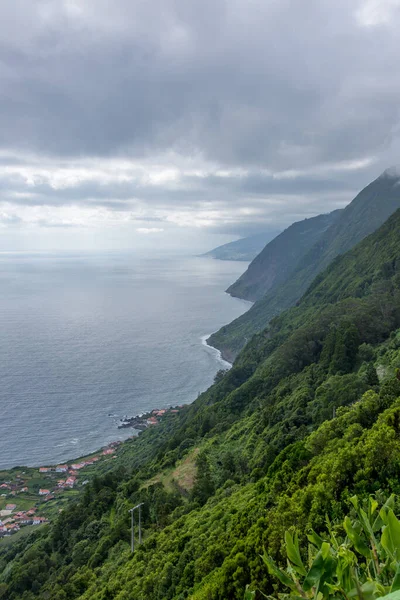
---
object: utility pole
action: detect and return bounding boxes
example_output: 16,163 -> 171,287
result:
129,503 -> 144,552
138,503 -> 142,544
130,507 -> 134,552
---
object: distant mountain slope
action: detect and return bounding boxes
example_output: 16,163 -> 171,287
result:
209,168 -> 400,360
203,230 -> 281,261
227,210 -> 341,301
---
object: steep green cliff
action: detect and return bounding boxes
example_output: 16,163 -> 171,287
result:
209,169 -> 400,359
227,210 -> 341,302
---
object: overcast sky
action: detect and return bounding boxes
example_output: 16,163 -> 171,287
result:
1,0 -> 400,252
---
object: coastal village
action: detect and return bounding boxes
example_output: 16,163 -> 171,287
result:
117,406 -> 181,429
0,405 -> 183,540
0,442 -> 120,539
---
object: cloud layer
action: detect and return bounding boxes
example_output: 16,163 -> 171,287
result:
1,0 -> 400,249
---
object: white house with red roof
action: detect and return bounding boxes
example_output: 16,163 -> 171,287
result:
56,465 -> 68,473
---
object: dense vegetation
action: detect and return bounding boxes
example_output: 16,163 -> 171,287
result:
210,169 -> 400,359
261,495 -> 400,599
227,210 -> 341,302
3,206 -> 400,599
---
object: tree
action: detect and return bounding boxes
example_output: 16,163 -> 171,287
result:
257,495 -> 400,600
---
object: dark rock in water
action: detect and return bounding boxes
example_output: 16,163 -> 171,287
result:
117,414 -> 149,430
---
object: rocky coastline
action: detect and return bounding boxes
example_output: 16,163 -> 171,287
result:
116,406 -> 181,430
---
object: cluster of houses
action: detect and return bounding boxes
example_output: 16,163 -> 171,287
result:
0,442 -> 123,538
39,456 -> 100,476
147,407 -> 180,426
0,507 -> 48,537
0,481 -> 29,497
36,443 -> 122,498
35,444 -> 121,497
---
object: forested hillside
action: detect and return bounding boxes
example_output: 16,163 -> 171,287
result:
209,169 -> 400,359
3,208 -> 400,599
226,210 -> 341,302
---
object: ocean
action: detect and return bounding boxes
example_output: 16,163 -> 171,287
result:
0,252 -> 250,469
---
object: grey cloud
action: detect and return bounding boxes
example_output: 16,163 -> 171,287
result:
0,169 -> 356,210
35,219 -> 81,228
0,212 -> 23,225
0,0 -> 399,171
0,0 -> 400,240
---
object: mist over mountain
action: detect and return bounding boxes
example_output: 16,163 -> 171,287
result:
202,230 -> 281,262
209,169 -> 400,360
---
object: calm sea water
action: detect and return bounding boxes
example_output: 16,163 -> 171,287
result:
0,253 -> 250,469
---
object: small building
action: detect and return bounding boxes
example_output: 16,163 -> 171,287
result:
56,465 -> 68,473
20,487 -> 29,493
109,441 -> 121,448
102,448 -> 115,455
39,489 -> 50,496
5,504 -> 16,511
39,467 -> 50,473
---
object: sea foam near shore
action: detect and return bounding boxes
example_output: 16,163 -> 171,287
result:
201,334 -> 232,369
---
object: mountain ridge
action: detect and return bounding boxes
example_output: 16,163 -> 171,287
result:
209,169 -> 400,360
227,210 -> 342,302
202,230 -> 281,261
